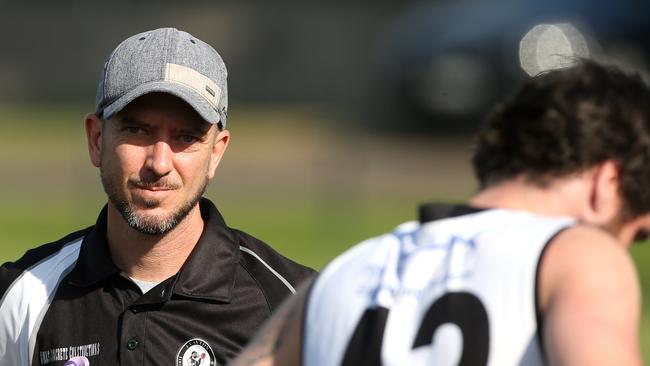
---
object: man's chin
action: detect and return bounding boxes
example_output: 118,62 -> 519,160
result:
120,199 -> 200,236
141,201 -> 163,210
126,211 -> 178,236
129,206 -> 172,222
106,185 -> 205,236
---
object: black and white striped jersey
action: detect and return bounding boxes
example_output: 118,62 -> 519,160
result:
0,198 -> 314,366
304,204 -> 573,366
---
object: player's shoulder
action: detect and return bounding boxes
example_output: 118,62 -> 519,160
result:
538,224 -> 639,311
0,227 -> 90,300
546,225 -> 633,266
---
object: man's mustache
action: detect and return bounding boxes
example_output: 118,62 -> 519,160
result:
129,179 -> 182,190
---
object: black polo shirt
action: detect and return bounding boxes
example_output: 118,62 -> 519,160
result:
0,198 -> 315,366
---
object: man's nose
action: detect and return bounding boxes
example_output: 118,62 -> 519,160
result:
145,140 -> 173,176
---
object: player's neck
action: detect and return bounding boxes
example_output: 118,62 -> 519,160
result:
105,204 -> 204,282
469,176 -> 589,218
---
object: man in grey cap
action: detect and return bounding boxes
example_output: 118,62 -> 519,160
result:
0,28 -> 314,366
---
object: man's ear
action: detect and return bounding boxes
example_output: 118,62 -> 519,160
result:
588,160 -> 622,224
207,129 -> 230,180
85,113 -> 103,168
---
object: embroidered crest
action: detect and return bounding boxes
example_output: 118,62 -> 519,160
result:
176,338 -> 216,366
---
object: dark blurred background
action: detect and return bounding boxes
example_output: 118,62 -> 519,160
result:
2,0 -> 649,134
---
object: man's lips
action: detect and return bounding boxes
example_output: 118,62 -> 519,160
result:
136,186 -> 173,192
130,185 -> 174,203
130,181 -> 180,193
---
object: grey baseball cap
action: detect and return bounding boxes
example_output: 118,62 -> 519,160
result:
95,27 -> 228,127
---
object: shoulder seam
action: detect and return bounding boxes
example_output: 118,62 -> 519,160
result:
239,246 -> 296,294
239,263 -> 273,312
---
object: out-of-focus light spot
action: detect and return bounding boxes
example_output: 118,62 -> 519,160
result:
519,23 -> 589,76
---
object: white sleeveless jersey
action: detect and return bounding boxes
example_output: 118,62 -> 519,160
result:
304,205 -> 574,366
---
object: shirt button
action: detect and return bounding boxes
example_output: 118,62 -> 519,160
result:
126,338 -> 139,350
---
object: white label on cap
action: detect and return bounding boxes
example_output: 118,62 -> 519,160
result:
164,63 -> 221,109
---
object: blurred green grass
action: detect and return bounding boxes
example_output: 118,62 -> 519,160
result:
2,104 -> 650,360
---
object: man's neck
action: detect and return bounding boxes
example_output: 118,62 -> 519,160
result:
105,204 -> 205,282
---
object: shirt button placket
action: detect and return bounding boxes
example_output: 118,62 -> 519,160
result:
127,338 -> 140,350
120,308 -> 146,364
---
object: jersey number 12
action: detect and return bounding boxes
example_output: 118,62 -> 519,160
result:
341,292 -> 489,365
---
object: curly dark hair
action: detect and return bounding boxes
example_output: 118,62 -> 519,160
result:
472,60 -> 650,217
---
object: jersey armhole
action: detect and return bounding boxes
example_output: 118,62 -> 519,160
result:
534,225 -> 572,363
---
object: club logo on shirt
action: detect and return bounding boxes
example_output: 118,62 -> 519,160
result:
176,338 -> 216,366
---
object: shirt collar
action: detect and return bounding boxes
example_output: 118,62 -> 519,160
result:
67,206 -> 119,287
68,198 -> 240,303
172,198 -> 239,302
418,203 -> 487,223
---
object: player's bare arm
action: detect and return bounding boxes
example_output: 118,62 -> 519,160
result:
539,226 -> 642,366
230,279 -> 313,366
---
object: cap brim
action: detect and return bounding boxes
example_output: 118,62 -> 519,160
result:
102,81 -> 223,125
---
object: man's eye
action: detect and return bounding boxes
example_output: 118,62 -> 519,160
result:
123,126 -> 145,134
178,135 -> 199,144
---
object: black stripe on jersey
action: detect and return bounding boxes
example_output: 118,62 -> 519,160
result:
0,227 -> 91,301
340,306 -> 390,366
534,226 -> 572,363
419,203 -> 486,223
